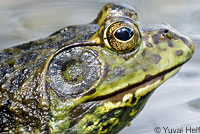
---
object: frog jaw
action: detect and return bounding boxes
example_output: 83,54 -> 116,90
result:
92,65 -> 182,103
75,67 -> 181,134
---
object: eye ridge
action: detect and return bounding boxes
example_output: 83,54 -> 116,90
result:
114,27 -> 134,41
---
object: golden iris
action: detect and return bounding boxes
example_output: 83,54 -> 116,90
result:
104,20 -> 141,53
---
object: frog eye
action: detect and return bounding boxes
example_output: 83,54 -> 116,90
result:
104,20 -> 141,53
114,27 -> 134,41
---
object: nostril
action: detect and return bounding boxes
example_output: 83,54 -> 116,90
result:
164,29 -> 169,34
161,29 -> 172,38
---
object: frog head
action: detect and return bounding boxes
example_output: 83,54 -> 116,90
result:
47,3 -> 194,134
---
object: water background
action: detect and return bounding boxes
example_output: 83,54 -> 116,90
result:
0,0 -> 199,134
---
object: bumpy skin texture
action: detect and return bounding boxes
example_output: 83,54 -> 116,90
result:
0,3 -> 194,134
0,24 -> 100,133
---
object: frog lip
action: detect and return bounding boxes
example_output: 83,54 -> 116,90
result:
88,62 -> 185,102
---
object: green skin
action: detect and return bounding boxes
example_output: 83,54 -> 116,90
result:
0,3 -> 194,134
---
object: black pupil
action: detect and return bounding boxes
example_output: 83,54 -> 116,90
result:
114,27 -> 133,41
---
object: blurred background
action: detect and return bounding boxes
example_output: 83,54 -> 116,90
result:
0,0 -> 199,134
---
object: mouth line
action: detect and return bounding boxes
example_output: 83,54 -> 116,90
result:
89,62 -> 185,102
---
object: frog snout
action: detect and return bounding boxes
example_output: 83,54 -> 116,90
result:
176,31 -> 194,55
163,23 -> 194,54
181,35 -> 194,54
176,33 -> 194,59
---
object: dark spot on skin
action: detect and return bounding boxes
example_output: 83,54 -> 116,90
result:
173,33 -> 179,40
141,49 -> 146,56
176,50 -> 184,56
131,97 -> 136,104
168,40 -> 174,47
152,33 -> 161,44
101,123 -> 112,131
180,36 -> 192,49
141,66 -> 147,72
150,54 -> 161,64
145,41 -> 153,47
86,121 -> 94,127
102,64 -> 110,78
93,128 -> 99,133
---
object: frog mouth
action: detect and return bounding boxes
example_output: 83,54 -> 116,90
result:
89,63 -> 184,102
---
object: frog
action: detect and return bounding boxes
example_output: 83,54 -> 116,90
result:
0,3 -> 194,134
